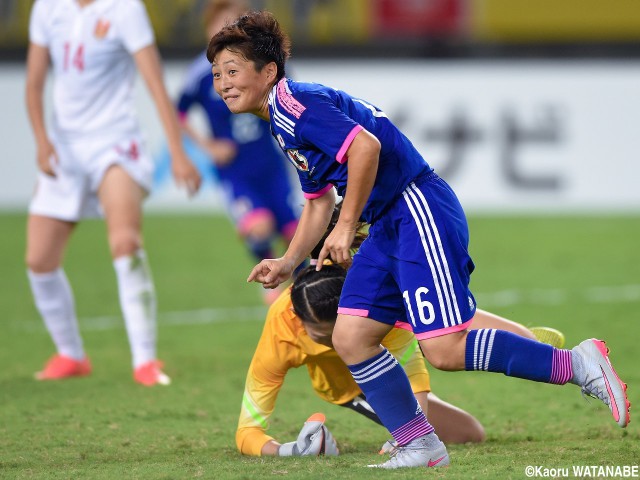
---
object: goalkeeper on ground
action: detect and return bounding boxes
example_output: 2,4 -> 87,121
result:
236,210 -> 563,456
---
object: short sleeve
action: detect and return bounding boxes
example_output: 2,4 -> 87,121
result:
29,0 -> 50,47
297,92 -> 362,164
176,87 -> 197,117
117,0 -> 155,53
301,183 -> 334,200
176,66 -> 203,116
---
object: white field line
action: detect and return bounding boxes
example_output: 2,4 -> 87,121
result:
13,284 -> 640,332
15,306 -> 269,332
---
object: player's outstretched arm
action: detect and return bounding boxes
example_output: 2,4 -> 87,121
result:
25,42 -> 57,177
317,129 -> 379,267
134,45 -> 202,195
278,413 -> 339,457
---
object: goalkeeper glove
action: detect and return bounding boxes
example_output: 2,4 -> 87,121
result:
278,413 -> 339,457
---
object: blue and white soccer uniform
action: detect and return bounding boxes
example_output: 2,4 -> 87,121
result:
177,54 -> 299,237
268,78 -> 477,339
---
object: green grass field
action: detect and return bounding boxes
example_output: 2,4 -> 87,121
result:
1,213 -> 639,479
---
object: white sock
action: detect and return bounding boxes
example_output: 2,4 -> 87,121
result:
114,250 -> 157,369
27,268 -> 85,360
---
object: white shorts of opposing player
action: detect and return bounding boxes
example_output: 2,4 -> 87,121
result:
29,132 -> 154,221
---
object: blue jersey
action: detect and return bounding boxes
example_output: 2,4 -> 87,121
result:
268,78 -> 432,223
177,53 -> 290,183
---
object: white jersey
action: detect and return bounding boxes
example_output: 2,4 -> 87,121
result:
29,0 -> 154,142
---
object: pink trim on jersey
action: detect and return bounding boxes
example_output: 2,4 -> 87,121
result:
281,219 -> 298,242
178,111 -> 188,124
413,318 -> 473,340
277,79 -> 306,119
238,208 -> 274,236
336,125 -> 364,164
304,184 -> 333,200
337,307 -> 370,317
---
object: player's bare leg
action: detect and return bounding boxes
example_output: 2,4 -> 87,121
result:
425,393 -> 485,444
26,215 -> 91,379
332,315 -> 449,468
331,314 -> 390,365
471,309 -> 535,340
99,165 -> 168,386
472,309 -> 566,347
26,215 -> 75,274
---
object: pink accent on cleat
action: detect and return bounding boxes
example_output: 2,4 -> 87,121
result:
576,339 -> 630,427
134,360 -> 171,386
428,455 -> 448,467
592,340 -> 631,427
35,354 -> 92,380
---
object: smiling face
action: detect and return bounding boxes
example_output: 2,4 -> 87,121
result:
211,48 -> 276,119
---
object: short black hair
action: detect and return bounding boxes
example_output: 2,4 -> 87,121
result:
207,10 -> 290,81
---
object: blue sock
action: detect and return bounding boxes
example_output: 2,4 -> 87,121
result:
246,236 -> 274,261
465,329 -> 572,384
348,348 -> 434,445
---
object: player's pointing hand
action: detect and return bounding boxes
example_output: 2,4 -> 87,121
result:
247,257 -> 296,289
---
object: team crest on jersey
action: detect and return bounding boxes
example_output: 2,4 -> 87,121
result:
94,19 -> 111,39
286,149 -> 309,171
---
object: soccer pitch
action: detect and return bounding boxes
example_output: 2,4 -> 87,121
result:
1,213 -> 638,479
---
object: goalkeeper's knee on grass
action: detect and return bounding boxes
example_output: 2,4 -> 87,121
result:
278,413 -> 339,456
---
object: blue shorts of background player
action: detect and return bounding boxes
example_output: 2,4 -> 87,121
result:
220,164 -> 299,273
339,171 -> 477,339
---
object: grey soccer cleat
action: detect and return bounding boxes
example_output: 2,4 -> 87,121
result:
368,434 -> 449,469
572,338 -> 630,428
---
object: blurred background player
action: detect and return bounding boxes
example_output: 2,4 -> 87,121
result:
175,0 -> 300,304
25,0 -> 201,386
236,208 -> 565,457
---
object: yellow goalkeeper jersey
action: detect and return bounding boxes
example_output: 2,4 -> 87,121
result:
236,287 -> 430,456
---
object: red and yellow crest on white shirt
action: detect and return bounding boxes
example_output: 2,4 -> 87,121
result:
94,19 -> 111,39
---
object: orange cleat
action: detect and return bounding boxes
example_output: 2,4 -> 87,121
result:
35,354 -> 92,380
133,360 -> 171,386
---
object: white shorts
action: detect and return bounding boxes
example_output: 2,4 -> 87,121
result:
29,133 -> 154,221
